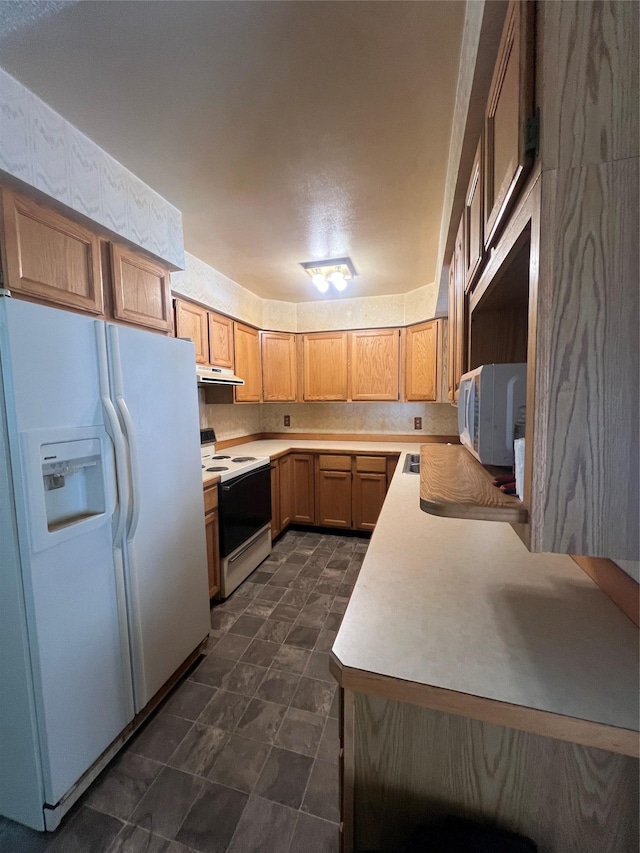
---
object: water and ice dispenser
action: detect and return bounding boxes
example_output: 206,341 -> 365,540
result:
22,427 -> 113,552
41,438 -> 105,532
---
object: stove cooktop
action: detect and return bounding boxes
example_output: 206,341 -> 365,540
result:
201,448 -> 270,483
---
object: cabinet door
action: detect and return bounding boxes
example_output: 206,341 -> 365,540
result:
270,460 -> 280,539
279,454 -> 292,531
290,454 -> 315,524
353,472 -> 387,531
318,469 -> 352,528
405,320 -> 442,402
302,332 -> 348,401
208,311 -> 234,369
233,322 -> 262,402
447,216 -> 466,402
175,299 -> 209,364
262,332 -> 297,402
350,329 -> 400,401
111,243 -> 172,332
1,186 -> 103,314
204,503 -> 221,600
484,0 -> 534,248
464,137 -> 484,290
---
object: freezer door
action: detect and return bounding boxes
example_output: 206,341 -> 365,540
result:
107,323 -> 210,711
0,299 -> 134,807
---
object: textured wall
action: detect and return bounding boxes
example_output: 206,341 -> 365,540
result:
0,68 -> 184,267
174,252 -> 442,332
200,396 -> 458,441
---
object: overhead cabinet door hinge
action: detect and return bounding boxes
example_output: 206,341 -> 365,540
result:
524,108 -> 540,157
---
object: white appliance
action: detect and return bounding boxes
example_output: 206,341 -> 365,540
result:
0,297 -> 211,831
458,363 -> 527,466
200,435 -> 272,597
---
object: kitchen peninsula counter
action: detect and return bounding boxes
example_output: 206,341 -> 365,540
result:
213,438 -> 638,755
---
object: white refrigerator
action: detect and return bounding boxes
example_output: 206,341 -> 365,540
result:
0,297 -> 211,831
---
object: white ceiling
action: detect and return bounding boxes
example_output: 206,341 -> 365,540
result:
0,1 -> 465,302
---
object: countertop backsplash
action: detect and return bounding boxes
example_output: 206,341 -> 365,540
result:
200,394 -> 458,442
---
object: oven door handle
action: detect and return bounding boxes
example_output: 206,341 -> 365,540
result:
221,465 -> 275,490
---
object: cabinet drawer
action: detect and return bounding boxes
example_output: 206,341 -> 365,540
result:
319,455 -> 352,471
203,485 -> 218,513
355,456 -> 386,474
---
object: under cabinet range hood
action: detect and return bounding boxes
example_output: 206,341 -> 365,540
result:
196,365 -> 245,386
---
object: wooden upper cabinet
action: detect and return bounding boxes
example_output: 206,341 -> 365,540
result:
405,320 -> 442,402
233,322 -> 262,402
261,332 -> 297,402
447,216 -> 466,403
208,311 -> 234,369
350,329 -> 400,401
0,186 -> 103,314
111,243 -> 172,332
175,298 -> 209,364
484,0 -> 534,249
302,332 -> 348,401
464,137 -> 484,290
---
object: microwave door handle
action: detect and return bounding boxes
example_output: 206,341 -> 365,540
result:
466,380 -> 474,434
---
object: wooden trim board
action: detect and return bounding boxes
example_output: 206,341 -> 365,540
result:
572,556 -> 640,628
329,655 -> 639,758
263,432 -> 459,444
420,443 -> 528,523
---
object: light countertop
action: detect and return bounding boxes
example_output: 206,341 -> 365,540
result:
204,438 -> 639,744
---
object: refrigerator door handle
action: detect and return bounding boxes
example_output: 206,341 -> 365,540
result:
108,325 -> 142,542
95,323 -> 129,546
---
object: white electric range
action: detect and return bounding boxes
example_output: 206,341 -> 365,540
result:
200,429 -> 272,597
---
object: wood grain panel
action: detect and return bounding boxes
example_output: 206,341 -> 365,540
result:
279,454 -> 292,530
540,158 -> 639,559
572,556 -> 640,628
318,469 -> 352,528
203,484 -> 218,513
349,329 -> 400,401
204,506 -> 220,599
464,136 -> 484,290
261,331 -> 297,402
175,298 -> 208,364
302,332 -> 349,401
233,322 -> 262,403
405,320 -> 441,402
208,311 -> 234,368
270,459 -> 280,539
290,453 -> 315,523
484,0 -> 534,248
353,473 -> 386,531
470,306 -> 528,367
420,443 -> 528,523
351,693 -> 639,853
354,456 -> 386,474
330,657 -> 639,758
319,455 -> 352,472
540,0 -> 639,171
1,187 -> 103,314
111,243 -> 172,332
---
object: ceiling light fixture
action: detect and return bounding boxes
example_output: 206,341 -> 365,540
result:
301,257 -> 357,294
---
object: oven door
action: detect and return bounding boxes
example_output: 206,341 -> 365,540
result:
218,464 -> 272,558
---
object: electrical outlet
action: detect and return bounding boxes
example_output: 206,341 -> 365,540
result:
414,417 -> 422,430
284,415 -> 291,427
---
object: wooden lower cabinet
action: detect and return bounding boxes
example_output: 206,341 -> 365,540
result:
291,454 -> 315,524
270,459 -> 280,539
339,689 -> 638,853
353,472 -> 386,531
203,484 -> 220,599
318,469 -> 352,528
279,454 -> 293,531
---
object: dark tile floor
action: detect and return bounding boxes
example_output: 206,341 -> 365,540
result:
0,529 -> 368,853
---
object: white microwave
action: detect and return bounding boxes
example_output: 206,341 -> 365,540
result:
458,363 -> 527,466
